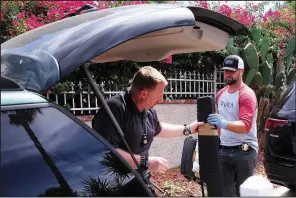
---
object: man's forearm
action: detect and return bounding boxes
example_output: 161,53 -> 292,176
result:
156,122 -> 184,138
115,148 -> 140,169
226,120 -> 248,134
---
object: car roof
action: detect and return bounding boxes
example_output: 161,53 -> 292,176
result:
1,4 -> 248,94
1,90 -> 48,106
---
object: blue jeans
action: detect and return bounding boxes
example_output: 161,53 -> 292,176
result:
220,147 -> 257,197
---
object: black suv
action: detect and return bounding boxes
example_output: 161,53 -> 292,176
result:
264,81 -> 296,191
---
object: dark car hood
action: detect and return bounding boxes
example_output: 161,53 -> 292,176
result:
1,4 -> 248,94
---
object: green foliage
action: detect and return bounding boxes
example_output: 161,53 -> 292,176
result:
262,61 -> 272,85
284,36 -> 296,85
242,26 -> 295,90
285,1 -> 296,10
254,72 -> 263,87
52,82 -> 72,94
245,69 -> 257,86
251,26 -> 261,45
62,104 -> 72,111
260,37 -> 270,62
244,43 -> 259,71
226,38 -> 240,55
285,36 -> 295,58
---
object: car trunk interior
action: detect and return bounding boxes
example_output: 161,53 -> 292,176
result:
91,21 -> 229,63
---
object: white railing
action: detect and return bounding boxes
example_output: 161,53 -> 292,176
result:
46,68 -> 225,115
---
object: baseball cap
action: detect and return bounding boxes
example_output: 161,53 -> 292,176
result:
221,55 -> 244,71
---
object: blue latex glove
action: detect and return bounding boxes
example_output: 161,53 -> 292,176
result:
207,114 -> 228,129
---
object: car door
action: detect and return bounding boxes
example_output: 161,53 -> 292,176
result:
1,102 -> 154,197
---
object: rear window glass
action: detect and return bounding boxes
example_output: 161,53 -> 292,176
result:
1,106 -> 151,197
278,82 -> 295,110
277,82 -> 295,120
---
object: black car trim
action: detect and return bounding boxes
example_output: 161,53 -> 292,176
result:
1,101 -> 154,197
0,76 -> 23,90
264,162 -> 296,186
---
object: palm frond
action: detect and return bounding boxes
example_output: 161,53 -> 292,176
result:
100,151 -> 131,180
83,176 -> 117,197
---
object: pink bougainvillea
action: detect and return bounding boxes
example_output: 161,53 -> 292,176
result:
217,4 -> 233,18
1,1 -> 148,36
162,56 -> 173,64
195,1 -> 209,9
260,5 -> 295,53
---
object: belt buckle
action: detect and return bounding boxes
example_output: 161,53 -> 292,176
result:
241,144 -> 249,151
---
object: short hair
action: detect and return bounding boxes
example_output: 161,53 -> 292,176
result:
131,66 -> 168,91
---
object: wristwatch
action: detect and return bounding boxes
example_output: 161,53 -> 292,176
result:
183,124 -> 192,136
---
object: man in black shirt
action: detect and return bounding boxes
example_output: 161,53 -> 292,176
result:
93,66 -> 203,173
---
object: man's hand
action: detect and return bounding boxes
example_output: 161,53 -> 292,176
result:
189,121 -> 204,134
148,156 -> 169,173
207,114 -> 228,129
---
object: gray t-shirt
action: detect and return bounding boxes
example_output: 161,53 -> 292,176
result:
216,84 -> 258,153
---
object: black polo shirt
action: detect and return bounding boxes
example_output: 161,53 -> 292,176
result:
92,90 -> 162,156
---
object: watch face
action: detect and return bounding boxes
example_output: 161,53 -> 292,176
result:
183,125 -> 191,136
184,129 -> 190,136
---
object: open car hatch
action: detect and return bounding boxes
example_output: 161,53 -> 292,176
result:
1,4 -> 248,94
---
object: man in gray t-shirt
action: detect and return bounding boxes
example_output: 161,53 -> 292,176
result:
207,55 -> 258,197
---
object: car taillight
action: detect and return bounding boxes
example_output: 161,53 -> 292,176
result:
264,118 -> 289,132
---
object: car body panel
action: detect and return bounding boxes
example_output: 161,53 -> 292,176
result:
1,4 -> 248,94
1,90 -> 48,106
264,81 -> 296,188
264,162 -> 296,187
265,81 -> 296,161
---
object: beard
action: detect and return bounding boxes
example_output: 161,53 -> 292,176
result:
225,77 -> 237,85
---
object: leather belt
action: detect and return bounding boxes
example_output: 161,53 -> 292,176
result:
220,144 -> 250,151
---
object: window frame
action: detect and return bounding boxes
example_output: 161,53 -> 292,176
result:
1,101 -> 154,197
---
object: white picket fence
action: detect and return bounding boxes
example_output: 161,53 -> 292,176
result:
46,68 -> 225,115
